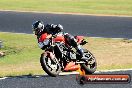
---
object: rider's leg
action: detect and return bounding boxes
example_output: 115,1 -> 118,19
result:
64,34 -> 84,59
75,45 -> 84,58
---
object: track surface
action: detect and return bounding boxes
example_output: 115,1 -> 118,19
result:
0,11 -> 132,88
0,11 -> 132,39
0,70 -> 132,88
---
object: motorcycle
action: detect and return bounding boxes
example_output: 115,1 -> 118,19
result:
40,33 -> 97,77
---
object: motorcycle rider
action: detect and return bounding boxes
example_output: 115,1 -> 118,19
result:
32,20 -> 84,59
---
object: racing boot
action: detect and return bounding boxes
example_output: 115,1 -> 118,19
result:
76,45 -> 84,60
76,45 -> 89,61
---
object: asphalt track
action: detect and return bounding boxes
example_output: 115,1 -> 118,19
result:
0,11 -> 132,39
0,70 -> 132,88
0,11 -> 132,88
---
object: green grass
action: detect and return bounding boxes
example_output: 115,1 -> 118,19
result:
0,0 -> 132,16
0,32 -> 132,77
0,32 -> 44,77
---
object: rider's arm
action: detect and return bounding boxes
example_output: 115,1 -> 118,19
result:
38,33 -> 51,49
39,33 -> 48,42
39,33 -> 52,42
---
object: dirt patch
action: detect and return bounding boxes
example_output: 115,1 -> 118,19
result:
84,38 -> 132,70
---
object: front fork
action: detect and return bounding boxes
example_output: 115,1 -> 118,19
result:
44,46 -> 57,64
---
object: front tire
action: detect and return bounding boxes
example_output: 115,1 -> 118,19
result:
81,49 -> 97,74
40,53 -> 61,77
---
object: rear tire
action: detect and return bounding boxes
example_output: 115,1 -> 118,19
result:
40,53 -> 61,77
81,49 -> 97,74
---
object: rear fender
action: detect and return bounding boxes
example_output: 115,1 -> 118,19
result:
75,36 -> 84,44
75,36 -> 88,45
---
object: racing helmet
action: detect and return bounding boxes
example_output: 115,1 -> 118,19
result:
32,21 -> 44,35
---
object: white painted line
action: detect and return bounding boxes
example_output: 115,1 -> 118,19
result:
35,75 -> 40,78
60,68 -> 132,75
89,36 -> 132,40
59,72 -> 79,75
0,68 -> 131,80
0,77 -> 8,80
0,31 -> 33,35
1,32 -> 132,40
59,68 -> 132,75
96,68 -> 132,73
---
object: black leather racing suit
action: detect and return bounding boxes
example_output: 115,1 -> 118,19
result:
38,24 -> 84,59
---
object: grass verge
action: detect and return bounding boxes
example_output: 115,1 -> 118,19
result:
0,32 -> 132,77
0,0 -> 132,16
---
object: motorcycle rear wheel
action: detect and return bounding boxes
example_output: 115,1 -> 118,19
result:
40,53 -> 61,77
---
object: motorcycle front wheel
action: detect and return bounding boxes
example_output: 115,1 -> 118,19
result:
81,49 -> 97,74
40,53 -> 61,77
